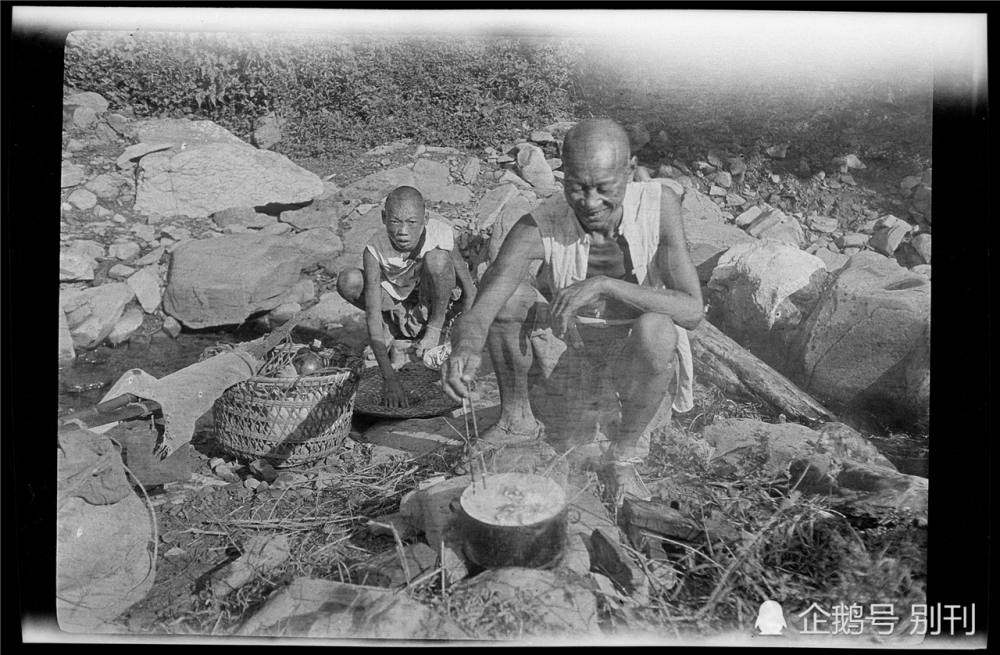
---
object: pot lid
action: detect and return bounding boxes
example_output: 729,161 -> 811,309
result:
460,472 -> 566,527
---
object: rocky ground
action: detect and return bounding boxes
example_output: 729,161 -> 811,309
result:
58,81 -> 931,642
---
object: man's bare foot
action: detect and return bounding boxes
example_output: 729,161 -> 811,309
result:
476,419 -> 544,445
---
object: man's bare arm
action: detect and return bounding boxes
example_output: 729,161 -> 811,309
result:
442,215 -> 544,400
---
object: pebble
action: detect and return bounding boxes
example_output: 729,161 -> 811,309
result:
770,174 -> 781,183
910,264 -> 931,279
836,233 -> 870,249
840,174 -> 857,186
109,242 -> 141,260
709,185 -> 727,197
161,226 -> 191,241
911,233 -> 931,265
713,171 -> 732,188
900,175 -> 923,191
735,206 -> 762,227
162,316 -> 182,338
725,193 -> 746,206
224,224 -> 248,234
530,130 -> 555,144
414,145 -> 427,157
808,216 -> 840,233
842,246 -> 862,256
831,157 -> 849,173
843,154 -> 866,169
68,188 -> 98,210
135,246 -> 166,266
828,180 -> 842,189
260,222 -> 293,236
108,263 -> 136,279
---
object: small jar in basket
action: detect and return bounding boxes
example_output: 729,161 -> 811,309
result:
210,340 -> 364,468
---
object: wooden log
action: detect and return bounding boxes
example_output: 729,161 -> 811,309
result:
689,320 -> 837,423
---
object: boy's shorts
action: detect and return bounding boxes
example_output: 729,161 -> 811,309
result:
381,284 -> 463,340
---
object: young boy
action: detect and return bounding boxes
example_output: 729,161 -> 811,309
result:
337,186 -> 476,408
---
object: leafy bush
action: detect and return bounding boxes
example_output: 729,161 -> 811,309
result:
64,31 -> 582,158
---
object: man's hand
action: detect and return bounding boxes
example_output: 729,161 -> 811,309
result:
441,345 -> 481,402
382,376 -> 410,408
549,276 -> 606,345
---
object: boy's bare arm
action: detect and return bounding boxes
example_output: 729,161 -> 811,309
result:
362,250 -> 396,382
449,246 -> 477,310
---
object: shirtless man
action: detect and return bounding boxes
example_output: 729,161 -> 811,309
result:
441,119 -> 703,464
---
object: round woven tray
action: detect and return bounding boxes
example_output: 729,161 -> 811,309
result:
212,344 -> 364,468
354,362 -> 462,419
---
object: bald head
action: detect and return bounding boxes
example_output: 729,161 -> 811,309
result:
562,119 -> 632,170
384,186 -> 425,218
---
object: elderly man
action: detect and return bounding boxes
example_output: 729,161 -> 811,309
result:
442,119 -> 703,468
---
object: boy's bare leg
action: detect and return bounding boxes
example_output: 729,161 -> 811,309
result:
415,250 -> 457,355
335,267 -> 366,310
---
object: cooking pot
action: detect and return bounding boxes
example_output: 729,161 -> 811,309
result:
451,472 -> 579,570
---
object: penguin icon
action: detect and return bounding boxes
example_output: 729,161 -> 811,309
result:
755,600 -> 787,635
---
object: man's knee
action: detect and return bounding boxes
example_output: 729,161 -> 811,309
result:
630,313 -> 678,372
494,282 -> 541,324
422,249 -> 454,276
336,268 -> 364,303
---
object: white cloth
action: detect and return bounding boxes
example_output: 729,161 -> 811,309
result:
530,182 -> 694,413
365,217 -> 455,301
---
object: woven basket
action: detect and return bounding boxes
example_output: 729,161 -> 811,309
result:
212,344 -> 364,468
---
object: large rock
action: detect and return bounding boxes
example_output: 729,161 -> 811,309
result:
910,233 -> 931,265
61,283 -> 136,350
338,166 -> 415,203
61,162 -> 85,188
708,240 -> 828,334
64,91 -> 109,114
211,207 -> 274,229
475,184 -> 519,231
163,235 -> 307,329
134,143 -> 324,219
702,418 -> 925,518
59,304 -> 76,365
287,228 -> 344,268
279,199 -> 341,231
107,306 -> 145,347
747,207 -> 805,247
127,265 -> 163,313
340,205 -> 384,254
68,189 -> 98,210
411,158 -> 471,204
85,172 -> 131,201
683,216 -> 757,282
299,292 -> 365,330
681,187 -> 725,223
516,143 -> 556,189
910,184 -> 931,222
129,118 -> 245,153
238,578 -> 466,639
813,422 -> 896,470
60,249 -> 96,281
791,251 -> 930,428
116,142 -> 173,170
251,112 -> 284,150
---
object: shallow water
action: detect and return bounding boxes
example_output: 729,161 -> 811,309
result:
57,324 -> 367,417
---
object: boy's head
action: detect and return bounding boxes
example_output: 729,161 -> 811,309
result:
382,186 -> 427,252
